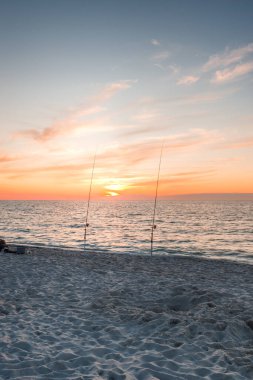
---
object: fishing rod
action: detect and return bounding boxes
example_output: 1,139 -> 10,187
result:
150,142 -> 164,256
84,152 -> 96,248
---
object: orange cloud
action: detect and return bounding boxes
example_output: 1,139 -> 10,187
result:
0,156 -> 97,181
222,137 -> 253,149
94,80 -> 137,102
14,117 -> 107,142
125,129 -> 218,157
0,154 -> 17,163
14,80 -> 136,142
3,125 -> 251,200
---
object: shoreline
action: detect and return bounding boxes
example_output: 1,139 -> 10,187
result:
5,242 -> 253,266
1,247 -> 253,379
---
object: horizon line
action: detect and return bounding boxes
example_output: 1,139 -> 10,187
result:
1,192 -> 253,201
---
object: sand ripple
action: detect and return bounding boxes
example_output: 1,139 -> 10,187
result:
0,248 -> 253,379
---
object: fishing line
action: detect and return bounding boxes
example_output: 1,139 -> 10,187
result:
150,142 -> 164,256
84,152 -> 96,248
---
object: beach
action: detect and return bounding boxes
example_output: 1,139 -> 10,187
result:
0,248 -> 253,379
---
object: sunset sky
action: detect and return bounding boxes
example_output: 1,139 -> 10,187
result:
1,0 -> 253,200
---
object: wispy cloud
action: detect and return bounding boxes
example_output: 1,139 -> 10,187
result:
212,61 -> 253,83
0,154 -> 18,163
3,129 -> 220,194
15,117 -> 107,142
133,168 -> 216,187
177,75 -> 200,85
154,63 -> 166,72
15,80 -> 137,142
151,39 -> 160,46
1,159 -> 99,180
152,51 -> 169,62
222,136 -> 253,149
94,80 -> 137,102
100,129 -> 219,167
102,168 -> 218,198
169,64 -> 180,75
178,43 -> 253,86
172,87 -> 238,105
203,42 -> 253,72
133,111 -> 161,123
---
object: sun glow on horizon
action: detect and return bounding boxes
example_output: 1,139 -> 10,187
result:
104,183 -> 127,191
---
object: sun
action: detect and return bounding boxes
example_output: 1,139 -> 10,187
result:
104,184 -> 126,191
103,182 -> 128,197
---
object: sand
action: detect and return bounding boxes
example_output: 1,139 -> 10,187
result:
0,248 -> 253,380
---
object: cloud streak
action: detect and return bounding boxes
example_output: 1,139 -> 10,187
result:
99,129 -> 219,168
222,136 -> 253,149
203,42 -> 253,72
15,80 -> 137,142
151,39 -> 160,46
212,61 -> 253,83
133,169 -> 216,187
177,75 -> 200,85
0,154 -> 18,163
151,51 -> 169,62
94,80 -> 136,103
178,43 -> 253,86
1,160 -> 97,180
15,117 -> 107,142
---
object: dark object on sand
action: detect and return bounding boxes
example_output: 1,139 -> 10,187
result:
6,246 -> 26,254
246,320 -> 253,330
0,240 -> 26,254
0,239 -> 8,251
15,246 -> 26,254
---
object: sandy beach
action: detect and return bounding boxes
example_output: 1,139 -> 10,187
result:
0,248 -> 253,379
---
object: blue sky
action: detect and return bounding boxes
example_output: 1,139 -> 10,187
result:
1,0 -> 253,199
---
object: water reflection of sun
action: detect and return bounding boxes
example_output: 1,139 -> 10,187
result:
106,191 -> 120,197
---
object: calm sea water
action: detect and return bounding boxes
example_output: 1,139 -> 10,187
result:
0,200 -> 252,263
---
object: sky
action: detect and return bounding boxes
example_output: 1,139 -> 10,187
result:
1,0 -> 253,200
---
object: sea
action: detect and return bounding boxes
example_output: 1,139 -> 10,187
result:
0,200 -> 253,263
